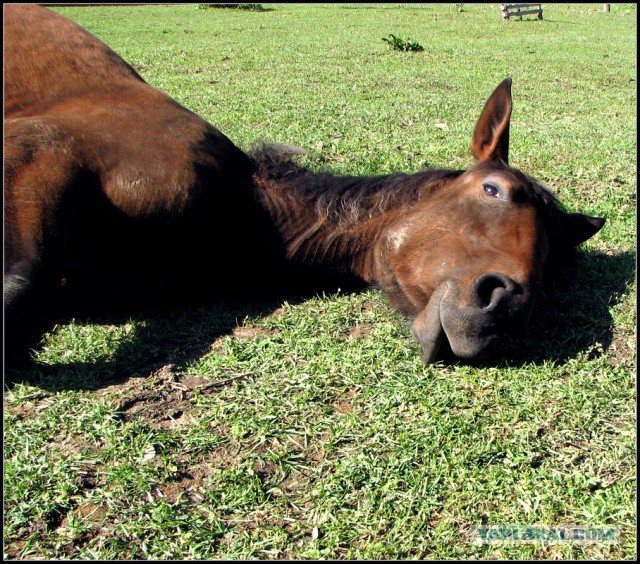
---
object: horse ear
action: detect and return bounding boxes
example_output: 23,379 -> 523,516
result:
471,78 -> 512,163
565,213 -> 606,247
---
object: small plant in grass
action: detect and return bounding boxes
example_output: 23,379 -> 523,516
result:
382,34 -> 424,52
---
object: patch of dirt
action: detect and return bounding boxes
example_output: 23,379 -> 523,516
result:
158,466 -> 216,503
232,325 -> 277,340
344,322 -> 375,340
60,502 -> 109,530
333,398 -> 355,415
74,464 -> 100,491
209,319 -> 281,354
330,387 -> 359,416
607,329 -> 636,369
102,364 -> 250,430
6,401 -> 39,421
5,390 -> 50,420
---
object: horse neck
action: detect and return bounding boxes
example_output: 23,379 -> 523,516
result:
251,160 -> 460,282
259,186 -> 397,282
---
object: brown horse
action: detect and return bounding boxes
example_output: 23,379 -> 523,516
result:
4,5 -> 604,363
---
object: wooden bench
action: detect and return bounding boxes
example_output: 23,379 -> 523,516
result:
501,3 -> 543,20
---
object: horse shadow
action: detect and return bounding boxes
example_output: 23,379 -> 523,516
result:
4,250 -> 635,391
3,276 -> 363,392
489,249 -> 636,367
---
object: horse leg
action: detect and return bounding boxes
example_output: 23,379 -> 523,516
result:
4,260 -> 51,362
4,128 -> 81,359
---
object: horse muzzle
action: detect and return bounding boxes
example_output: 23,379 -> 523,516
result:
411,273 -> 533,363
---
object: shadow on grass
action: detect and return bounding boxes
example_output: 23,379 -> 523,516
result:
5,250 -> 634,391
484,249 -> 636,368
4,281 -> 364,392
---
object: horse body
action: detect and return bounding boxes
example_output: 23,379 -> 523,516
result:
4,5 -> 604,363
4,5 -> 274,348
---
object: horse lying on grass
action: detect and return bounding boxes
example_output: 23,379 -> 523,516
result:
4,5 -> 604,364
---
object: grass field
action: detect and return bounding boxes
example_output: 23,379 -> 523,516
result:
3,3 -> 636,560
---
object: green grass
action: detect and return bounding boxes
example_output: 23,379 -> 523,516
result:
4,3 -> 636,560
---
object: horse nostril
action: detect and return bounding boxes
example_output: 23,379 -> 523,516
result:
472,272 -> 518,310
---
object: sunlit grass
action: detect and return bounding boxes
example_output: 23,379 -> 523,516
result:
4,3 -> 635,560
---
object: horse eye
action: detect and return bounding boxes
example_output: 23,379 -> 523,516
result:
483,183 -> 503,199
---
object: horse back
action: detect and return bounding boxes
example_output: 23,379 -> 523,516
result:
4,4 -> 145,118
4,5 -> 253,217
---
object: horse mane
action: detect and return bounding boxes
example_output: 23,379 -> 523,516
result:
249,142 -> 464,226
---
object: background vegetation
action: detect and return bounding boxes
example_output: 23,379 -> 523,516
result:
4,3 -> 636,559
